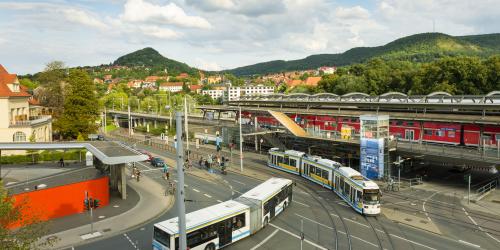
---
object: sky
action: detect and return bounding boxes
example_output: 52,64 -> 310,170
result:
0,0 -> 499,74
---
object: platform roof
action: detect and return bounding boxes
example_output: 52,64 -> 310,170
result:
0,141 -> 148,165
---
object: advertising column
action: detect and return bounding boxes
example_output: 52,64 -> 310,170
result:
360,115 -> 389,179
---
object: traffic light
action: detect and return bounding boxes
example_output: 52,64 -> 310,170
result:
84,199 -> 89,211
88,198 -> 94,209
93,199 -> 100,209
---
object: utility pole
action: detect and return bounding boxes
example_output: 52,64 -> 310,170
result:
175,112 -> 187,250
300,219 -> 304,250
239,106 -> 243,172
103,108 -> 107,134
128,105 -> 132,137
184,96 -> 189,158
468,174 -> 471,204
254,116 -> 258,151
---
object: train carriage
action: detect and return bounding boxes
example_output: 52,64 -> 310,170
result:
268,148 -> 304,175
301,156 -> 339,189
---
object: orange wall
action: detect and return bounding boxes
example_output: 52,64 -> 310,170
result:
10,176 -> 109,228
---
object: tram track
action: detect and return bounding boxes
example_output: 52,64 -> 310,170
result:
383,191 -> 500,237
364,216 -> 397,250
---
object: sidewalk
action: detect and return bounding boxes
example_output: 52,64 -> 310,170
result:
40,168 -> 174,249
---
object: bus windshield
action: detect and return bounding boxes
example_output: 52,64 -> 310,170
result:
153,226 -> 170,248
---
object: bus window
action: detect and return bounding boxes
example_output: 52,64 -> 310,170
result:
232,213 -> 246,230
154,226 -> 170,248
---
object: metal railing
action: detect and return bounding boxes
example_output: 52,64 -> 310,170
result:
9,115 -> 52,127
475,178 -> 498,198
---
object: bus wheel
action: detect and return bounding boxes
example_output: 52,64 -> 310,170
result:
205,243 -> 215,250
264,217 -> 269,227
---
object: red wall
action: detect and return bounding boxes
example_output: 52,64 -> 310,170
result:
10,176 -> 109,228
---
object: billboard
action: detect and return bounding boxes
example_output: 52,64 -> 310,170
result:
360,138 -> 384,179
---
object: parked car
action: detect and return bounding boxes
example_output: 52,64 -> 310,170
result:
138,150 -> 153,161
151,157 -> 165,168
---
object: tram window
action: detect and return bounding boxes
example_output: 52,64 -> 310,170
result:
278,156 -> 283,164
322,170 -> 329,179
356,190 -> 362,202
290,159 -> 296,167
316,167 -> 322,176
310,165 -> 316,175
424,129 -> 433,136
284,156 -> 290,165
232,213 -> 246,230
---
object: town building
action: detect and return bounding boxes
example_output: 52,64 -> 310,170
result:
127,80 -> 143,89
305,76 -> 322,86
201,89 -> 225,100
103,74 -> 113,83
189,84 -> 202,94
159,82 -> 183,92
0,65 -> 52,144
318,66 -> 336,75
177,73 -> 189,79
207,75 -> 222,84
228,85 -> 275,101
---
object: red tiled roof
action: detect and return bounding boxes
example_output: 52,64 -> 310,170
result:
160,82 -> 183,87
189,84 -> 202,91
28,97 -> 40,105
0,64 -> 31,97
305,76 -> 321,86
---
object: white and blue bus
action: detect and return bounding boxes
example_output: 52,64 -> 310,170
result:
153,178 -> 294,250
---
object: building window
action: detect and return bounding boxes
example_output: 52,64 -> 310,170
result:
13,131 -> 26,142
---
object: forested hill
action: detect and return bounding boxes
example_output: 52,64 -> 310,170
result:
113,47 -> 198,75
226,32 -> 500,76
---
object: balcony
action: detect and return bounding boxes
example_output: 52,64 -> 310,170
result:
9,115 -> 52,128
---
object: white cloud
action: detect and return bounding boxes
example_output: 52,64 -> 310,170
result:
61,9 -> 107,30
186,0 -> 286,16
138,25 -> 181,39
335,6 -> 371,19
121,0 -> 212,29
194,58 -> 222,71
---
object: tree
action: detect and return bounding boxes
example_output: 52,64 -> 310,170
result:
36,61 -> 67,118
19,78 -> 39,90
55,69 -> 99,139
0,181 -> 58,249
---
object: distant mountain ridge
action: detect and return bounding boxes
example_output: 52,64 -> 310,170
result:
226,32 -> 500,76
113,47 -> 197,75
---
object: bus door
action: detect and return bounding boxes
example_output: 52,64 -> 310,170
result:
269,198 -> 276,219
218,219 -> 233,247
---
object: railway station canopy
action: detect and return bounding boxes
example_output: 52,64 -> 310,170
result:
0,141 -> 148,165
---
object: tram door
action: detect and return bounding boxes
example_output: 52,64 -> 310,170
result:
218,219 -> 233,247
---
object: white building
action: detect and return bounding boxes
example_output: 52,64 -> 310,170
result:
318,66 -> 337,75
0,64 -> 52,145
159,82 -> 183,92
228,85 -> 274,101
201,89 -> 225,100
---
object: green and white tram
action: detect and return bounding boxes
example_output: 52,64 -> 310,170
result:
153,200 -> 250,250
333,167 -> 380,215
268,148 -> 304,175
301,155 -> 341,189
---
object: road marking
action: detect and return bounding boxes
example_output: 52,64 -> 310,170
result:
389,234 -> 437,250
141,168 -> 161,172
123,233 -> 139,249
292,200 -> 310,207
231,179 -> 246,185
217,200 -> 223,203
136,162 -> 152,170
269,224 -> 328,250
250,229 -> 279,250
295,213 -> 333,230
316,190 -> 331,193
204,193 -> 212,198
458,240 -> 481,248
184,184 -> 188,187
192,188 -> 200,193
422,192 -> 439,221
173,180 -> 178,182
463,207 -> 500,243
350,234 -> 379,247
344,218 -> 370,228
336,202 -> 349,207
223,180 -> 229,183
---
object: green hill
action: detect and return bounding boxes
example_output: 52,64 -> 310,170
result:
227,33 -> 500,76
113,47 -> 197,75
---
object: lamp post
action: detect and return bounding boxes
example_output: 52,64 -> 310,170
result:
175,111 -> 187,250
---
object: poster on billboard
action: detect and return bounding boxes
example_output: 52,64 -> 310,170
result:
360,138 -> 384,179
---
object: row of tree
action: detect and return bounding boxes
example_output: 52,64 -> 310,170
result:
317,56 -> 500,95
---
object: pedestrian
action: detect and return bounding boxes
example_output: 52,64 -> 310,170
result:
59,158 -> 65,167
136,169 -> 141,182
163,163 -> 170,179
